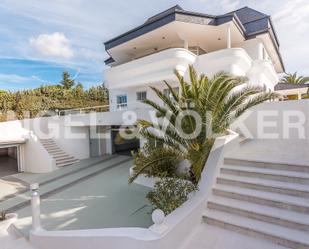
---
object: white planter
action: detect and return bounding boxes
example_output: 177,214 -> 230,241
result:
129,166 -> 160,188
0,213 -> 18,231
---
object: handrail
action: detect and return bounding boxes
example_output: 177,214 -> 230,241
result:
58,105 -> 110,116
58,102 -> 146,116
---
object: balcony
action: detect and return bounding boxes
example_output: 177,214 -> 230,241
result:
105,48 -> 197,90
105,48 -> 254,90
192,48 -> 252,77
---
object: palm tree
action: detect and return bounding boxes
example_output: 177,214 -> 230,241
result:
280,72 -> 309,84
131,66 -> 279,184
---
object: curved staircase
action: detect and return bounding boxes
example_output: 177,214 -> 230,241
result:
40,139 -> 79,167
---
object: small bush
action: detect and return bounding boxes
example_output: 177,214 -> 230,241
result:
0,211 -> 6,221
130,143 -> 182,183
147,177 -> 197,215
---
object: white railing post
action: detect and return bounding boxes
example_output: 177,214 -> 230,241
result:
227,23 -> 231,49
30,183 -> 41,231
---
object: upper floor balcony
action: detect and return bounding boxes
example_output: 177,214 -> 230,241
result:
105,47 -> 196,90
105,47 -> 254,90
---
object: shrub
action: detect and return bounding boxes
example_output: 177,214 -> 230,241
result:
129,143 -> 182,183
0,211 -> 6,221
147,177 -> 197,215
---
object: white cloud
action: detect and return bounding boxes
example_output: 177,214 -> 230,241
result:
0,73 -> 33,83
219,0 -> 241,12
30,32 -> 74,59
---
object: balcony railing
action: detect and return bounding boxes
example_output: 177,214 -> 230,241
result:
58,105 -> 109,116
105,48 -> 197,90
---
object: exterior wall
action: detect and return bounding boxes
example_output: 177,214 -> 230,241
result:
231,99 -> 309,140
0,117 -> 91,173
109,82 -> 178,112
23,133 -> 56,173
241,39 -> 269,61
23,116 -> 91,160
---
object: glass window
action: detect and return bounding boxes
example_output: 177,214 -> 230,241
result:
163,87 -> 179,100
116,95 -> 127,109
136,91 -> 147,101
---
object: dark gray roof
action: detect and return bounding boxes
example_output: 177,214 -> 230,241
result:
104,5 -> 284,69
104,6 -> 275,48
227,7 -> 268,24
145,5 -> 183,24
275,83 -> 308,91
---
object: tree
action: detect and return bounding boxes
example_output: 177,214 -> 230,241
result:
280,72 -> 309,84
133,66 -> 279,183
60,71 -> 75,89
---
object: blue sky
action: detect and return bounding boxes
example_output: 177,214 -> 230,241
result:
0,0 -> 308,90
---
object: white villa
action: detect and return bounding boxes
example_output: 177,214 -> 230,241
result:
0,5 -> 285,173
0,5 -> 309,249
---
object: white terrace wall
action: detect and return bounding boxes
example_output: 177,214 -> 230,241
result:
0,120 -> 55,173
232,99 -> 309,141
23,116 -> 90,160
44,116 -> 90,160
0,116 -> 90,173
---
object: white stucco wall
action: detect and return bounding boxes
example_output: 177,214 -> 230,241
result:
0,120 -> 56,173
231,99 -> 309,140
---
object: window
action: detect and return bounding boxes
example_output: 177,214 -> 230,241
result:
136,91 -> 147,101
116,95 -> 127,109
163,87 -> 179,100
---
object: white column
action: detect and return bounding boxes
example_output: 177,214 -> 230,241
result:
227,24 -> 231,49
30,183 -> 41,231
298,91 -> 302,100
258,42 -> 264,60
184,40 -> 189,50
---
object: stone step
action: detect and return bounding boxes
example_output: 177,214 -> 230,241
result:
221,165 -> 309,184
224,158 -> 309,173
50,151 -> 67,156
44,148 -> 63,153
53,154 -> 72,160
204,209 -> 309,249
42,144 -> 59,149
39,139 -> 54,143
217,174 -> 309,198
57,159 -> 79,167
207,196 -> 309,231
55,156 -> 75,163
213,185 -> 309,214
